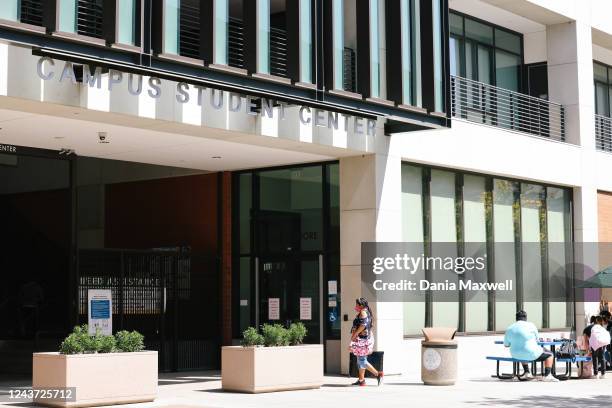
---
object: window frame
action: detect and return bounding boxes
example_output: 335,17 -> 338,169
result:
449,10 -> 524,92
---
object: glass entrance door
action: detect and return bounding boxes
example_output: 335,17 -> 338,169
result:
257,255 -> 321,343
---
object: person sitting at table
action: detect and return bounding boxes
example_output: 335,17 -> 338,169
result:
590,315 -> 611,379
504,310 -> 559,382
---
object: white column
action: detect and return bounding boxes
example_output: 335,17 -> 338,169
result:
339,146 -> 404,375
547,19 -> 599,333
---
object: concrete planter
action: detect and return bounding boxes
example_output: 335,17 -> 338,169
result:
32,351 -> 158,407
222,345 -> 323,393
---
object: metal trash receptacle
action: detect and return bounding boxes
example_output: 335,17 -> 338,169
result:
421,327 -> 457,385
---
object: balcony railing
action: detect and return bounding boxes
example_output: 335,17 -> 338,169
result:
595,114 -> 612,152
451,75 -> 566,142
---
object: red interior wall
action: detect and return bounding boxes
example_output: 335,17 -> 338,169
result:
104,174 -> 219,254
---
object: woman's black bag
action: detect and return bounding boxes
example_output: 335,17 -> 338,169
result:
555,339 -> 578,360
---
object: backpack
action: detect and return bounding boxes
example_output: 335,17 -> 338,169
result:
590,325 -> 612,350
555,338 -> 578,360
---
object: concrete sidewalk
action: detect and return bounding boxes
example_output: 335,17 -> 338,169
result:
2,370 -> 612,408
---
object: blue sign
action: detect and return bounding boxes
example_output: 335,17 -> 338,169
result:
91,299 -> 111,319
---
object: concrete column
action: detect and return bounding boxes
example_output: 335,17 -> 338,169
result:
339,147 -> 404,375
547,20 -> 599,333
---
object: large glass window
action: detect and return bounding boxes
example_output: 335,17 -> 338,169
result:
450,11 -> 522,92
521,184 -> 545,329
59,0 -> 78,33
463,175 -> 488,332
401,164 -> 425,335
213,0 -> 229,65
401,164 -> 573,335
163,0 -> 180,55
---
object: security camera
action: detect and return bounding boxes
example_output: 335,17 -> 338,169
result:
98,132 -> 109,144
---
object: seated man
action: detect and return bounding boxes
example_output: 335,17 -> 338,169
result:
504,310 -> 558,382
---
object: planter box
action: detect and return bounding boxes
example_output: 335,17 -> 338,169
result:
32,351 -> 158,407
222,345 -> 323,393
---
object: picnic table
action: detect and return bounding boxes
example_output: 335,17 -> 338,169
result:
488,340 -> 590,380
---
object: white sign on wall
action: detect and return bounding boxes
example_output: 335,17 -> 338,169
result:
268,298 -> 280,320
88,289 -> 112,336
300,297 -> 312,321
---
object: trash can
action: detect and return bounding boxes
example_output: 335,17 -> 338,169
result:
421,327 -> 457,385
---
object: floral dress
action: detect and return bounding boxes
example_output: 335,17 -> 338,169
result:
350,313 -> 374,357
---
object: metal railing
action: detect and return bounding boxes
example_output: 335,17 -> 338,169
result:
595,114 -> 612,152
451,75 -> 566,141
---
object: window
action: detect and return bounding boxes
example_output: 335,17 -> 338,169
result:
298,0 -> 313,83
0,1 -> 19,22
329,0 -> 358,93
55,0 -> 139,45
59,0 -> 105,39
449,11 -> 522,92
594,61 -> 612,117
116,0 -> 137,46
162,0 -> 201,59
399,0 -> 421,106
401,163 -> 573,335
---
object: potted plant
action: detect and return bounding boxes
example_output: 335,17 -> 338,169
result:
222,322 -> 323,393
32,325 -> 157,407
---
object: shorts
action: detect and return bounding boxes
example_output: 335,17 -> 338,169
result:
533,351 -> 553,362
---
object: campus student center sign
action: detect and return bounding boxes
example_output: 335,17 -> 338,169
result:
36,57 -> 378,136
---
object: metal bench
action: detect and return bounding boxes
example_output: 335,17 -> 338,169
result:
555,356 -> 592,379
486,356 -> 534,380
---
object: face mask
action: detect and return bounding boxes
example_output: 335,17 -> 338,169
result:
354,306 -> 362,312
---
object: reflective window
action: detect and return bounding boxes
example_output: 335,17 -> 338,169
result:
400,0 -> 421,106
299,0 -> 313,83
214,0 -> 229,65
594,62 -> 612,117
164,0 -> 180,55
450,12 -> 522,92
257,0 -> 270,74
432,0 -> 444,111
370,0 -> 381,98
59,0 -> 77,33
401,164 -> 573,335
117,0 -> 137,45
0,1 -> 19,21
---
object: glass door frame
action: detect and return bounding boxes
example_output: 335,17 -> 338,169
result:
232,161 -> 340,344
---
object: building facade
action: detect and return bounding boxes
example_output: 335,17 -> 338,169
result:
0,0 -> 610,376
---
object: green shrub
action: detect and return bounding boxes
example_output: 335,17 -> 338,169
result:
99,334 -> 117,353
288,322 -> 307,345
115,330 -> 145,352
59,325 -> 142,354
261,324 -> 290,347
59,333 -> 84,354
241,327 -> 264,347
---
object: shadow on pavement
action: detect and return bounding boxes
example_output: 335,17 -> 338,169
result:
465,394 -> 612,408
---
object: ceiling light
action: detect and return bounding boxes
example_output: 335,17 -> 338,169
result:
212,156 -> 222,159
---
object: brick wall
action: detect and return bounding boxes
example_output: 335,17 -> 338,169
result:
598,191 -> 612,300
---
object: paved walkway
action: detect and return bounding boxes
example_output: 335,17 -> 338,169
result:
2,370 -> 612,408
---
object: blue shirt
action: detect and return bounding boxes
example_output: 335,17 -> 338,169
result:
503,320 -> 543,361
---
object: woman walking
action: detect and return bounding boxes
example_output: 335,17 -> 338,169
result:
349,298 -> 383,386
